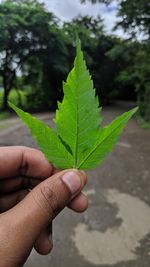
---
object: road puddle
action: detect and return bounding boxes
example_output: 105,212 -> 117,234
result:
72,189 -> 150,265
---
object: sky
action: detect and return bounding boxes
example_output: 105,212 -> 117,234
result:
0,0 -> 124,37
39,0 -> 124,37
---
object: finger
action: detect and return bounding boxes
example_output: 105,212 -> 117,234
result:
34,224 -> 53,255
52,168 -> 61,174
0,146 -> 53,179
0,189 -> 54,257
0,176 -> 44,194
0,169 -> 87,258
33,193 -> 88,255
68,192 -> 88,213
0,189 -> 28,212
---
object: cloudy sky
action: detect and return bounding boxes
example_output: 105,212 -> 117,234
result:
39,0 -> 124,36
0,0 -> 124,36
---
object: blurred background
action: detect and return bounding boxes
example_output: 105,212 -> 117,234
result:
0,0 -> 150,266
0,0 -> 150,123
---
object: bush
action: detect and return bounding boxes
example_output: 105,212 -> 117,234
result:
0,89 -> 27,109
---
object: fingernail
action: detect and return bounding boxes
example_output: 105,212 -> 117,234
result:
61,171 -> 81,194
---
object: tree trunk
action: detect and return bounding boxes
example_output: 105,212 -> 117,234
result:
2,69 -> 16,111
2,88 -> 9,111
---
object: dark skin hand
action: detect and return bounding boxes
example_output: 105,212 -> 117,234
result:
0,146 -> 88,267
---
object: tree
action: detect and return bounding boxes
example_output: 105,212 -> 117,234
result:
116,0 -> 150,38
28,16 -> 105,111
81,0 -> 150,39
107,40 -> 150,121
63,16 -> 114,103
63,15 -> 104,55
63,16 -> 122,104
63,15 -> 105,74
92,35 -> 122,104
66,15 -> 104,36
81,0 -> 150,121
23,28 -> 69,111
0,0 -> 56,110
81,0 -> 112,4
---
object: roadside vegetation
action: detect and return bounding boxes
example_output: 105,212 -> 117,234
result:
0,0 -> 149,127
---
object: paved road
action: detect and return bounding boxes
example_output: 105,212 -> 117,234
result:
0,102 -> 150,267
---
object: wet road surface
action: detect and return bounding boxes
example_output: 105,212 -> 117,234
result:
0,102 -> 150,267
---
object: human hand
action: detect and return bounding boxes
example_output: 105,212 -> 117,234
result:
0,146 -> 88,267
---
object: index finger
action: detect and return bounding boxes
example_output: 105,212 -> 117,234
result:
0,146 -> 53,179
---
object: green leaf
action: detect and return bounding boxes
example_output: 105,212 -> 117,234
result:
56,39 -> 101,168
78,107 -> 138,169
8,40 -> 138,171
8,102 -> 73,169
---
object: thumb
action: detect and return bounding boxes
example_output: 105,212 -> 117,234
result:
0,170 -> 86,266
23,169 -> 86,234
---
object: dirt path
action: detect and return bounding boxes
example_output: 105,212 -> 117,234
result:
0,103 -> 150,267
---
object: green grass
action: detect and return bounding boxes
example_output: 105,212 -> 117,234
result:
0,89 -> 27,122
0,112 -> 11,120
137,116 -> 150,129
0,89 -> 27,108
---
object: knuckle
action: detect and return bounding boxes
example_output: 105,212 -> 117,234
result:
33,184 -> 59,217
